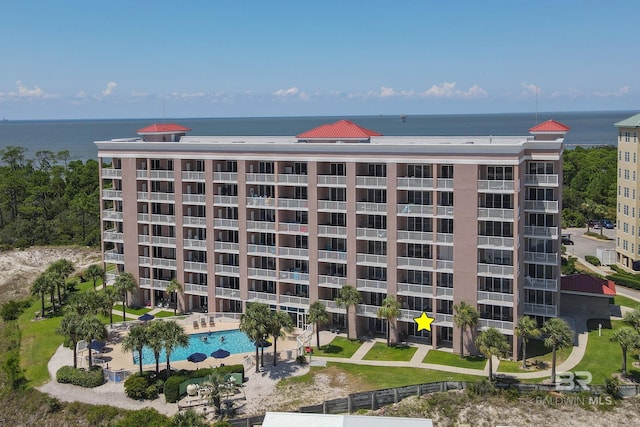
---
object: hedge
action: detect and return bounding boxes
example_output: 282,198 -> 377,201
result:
164,364 -> 244,403
585,255 -> 601,266
607,274 -> 640,290
56,366 -> 105,388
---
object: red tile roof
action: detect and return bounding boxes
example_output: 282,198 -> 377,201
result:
137,123 -> 191,134
561,274 -> 616,297
296,120 -> 382,139
529,120 -> 570,133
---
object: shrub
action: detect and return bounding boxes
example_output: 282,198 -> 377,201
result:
585,255 -> 601,266
86,405 -> 121,425
296,355 -> 307,365
465,379 -> 496,397
605,377 -> 622,400
163,365 -> 245,403
125,372 -> 161,400
113,408 -> 168,427
56,365 -> 105,388
0,299 -> 30,321
164,375 -> 189,403
607,274 -> 640,290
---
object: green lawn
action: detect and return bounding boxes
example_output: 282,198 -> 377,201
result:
612,295 -> 640,309
362,342 -> 418,362
153,310 -> 177,318
314,336 -> 363,358
423,349 -> 487,370
573,319 -> 640,384
497,338 -> 572,373
123,306 -> 152,316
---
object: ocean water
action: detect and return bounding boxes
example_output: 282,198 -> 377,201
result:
0,110 -> 634,162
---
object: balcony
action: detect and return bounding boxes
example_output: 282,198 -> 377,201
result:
356,304 -> 381,318
436,233 -> 454,245
184,216 -> 207,227
246,220 -> 276,232
317,175 -> 346,186
435,313 -> 453,326
279,294 -> 310,307
477,180 -> 515,192
150,214 -> 176,224
149,192 -> 175,202
318,225 -> 347,237
213,195 -> 238,206
477,208 -> 514,221
245,173 -> 275,184
103,230 -> 124,242
182,171 -> 206,181
247,196 -> 275,208
436,178 -> 454,189
279,271 -> 309,283
213,172 -> 238,182
279,247 -> 309,259
102,209 -> 123,221
151,236 -> 176,246
477,291 -> 514,306
356,176 -> 387,187
524,252 -> 558,265
148,279 -> 170,291
183,194 -> 206,204
215,287 -> 241,300
138,256 -> 151,266
397,257 -> 433,270
524,174 -> 559,186
524,277 -> 558,291
318,275 -> 347,289
399,308 -> 428,322
215,264 -> 240,276
248,291 -> 277,303
277,223 -> 309,234
478,319 -> 513,333
318,201 -> 347,211
397,230 -> 434,243
214,241 -> 239,253
477,263 -> 514,277
436,260 -> 454,271
151,258 -> 177,269
318,250 -> 347,263
104,250 -> 124,263
397,204 -> 435,216
247,268 -> 277,280
356,202 -> 387,214
477,236 -> 514,248
356,279 -> 387,292
138,235 -> 150,244
214,219 -> 238,229
322,299 -> 346,313
247,244 -> 277,256
435,286 -> 454,298
278,198 -> 308,210
277,174 -> 308,185
102,189 -> 123,200
523,303 -> 558,317
436,206 -> 454,217
101,168 -> 122,178
184,283 -> 208,295
184,238 -> 207,249
356,253 -> 387,266
524,226 -> 559,239
524,200 -> 559,213
149,170 -> 174,180
397,177 -> 434,190
356,228 -> 387,240
397,283 -> 433,297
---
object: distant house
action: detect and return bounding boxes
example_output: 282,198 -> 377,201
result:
261,412 -> 433,427
560,274 -> 616,316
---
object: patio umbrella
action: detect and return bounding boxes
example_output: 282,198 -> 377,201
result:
187,352 -> 208,369
89,340 -> 106,353
211,348 -> 231,359
138,313 -> 154,322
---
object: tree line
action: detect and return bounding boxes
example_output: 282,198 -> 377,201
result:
0,146 -> 100,247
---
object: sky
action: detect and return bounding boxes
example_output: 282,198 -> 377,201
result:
1,0 -> 639,120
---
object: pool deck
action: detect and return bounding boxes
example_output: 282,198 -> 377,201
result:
103,317 -> 302,373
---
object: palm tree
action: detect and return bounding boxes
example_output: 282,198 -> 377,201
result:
623,306 -> 640,332
240,302 -> 270,373
86,264 -> 104,291
114,272 -> 137,322
308,301 -> 329,350
475,327 -> 510,381
48,258 -> 75,303
168,409 -> 209,427
542,318 -> 573,383
610,326 -> 640,376
514,316 -> 541,369
166,278 -> 183,315
57,313 -> 83,368
103,286 -> 119,326
123,324 -> 149,374
377,295 -> 401,346
335,285 -> 361,340
79,316 -> 107,369
453,301 -> 479,358
146,321 -> 165,375
31,273 -> 49,317
202,370 -> 227,417
159,320 -> 189,375
268,310 -> 294,366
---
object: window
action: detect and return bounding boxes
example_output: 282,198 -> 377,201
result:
625,132 -> 631,142
439,165 -> 454,179
625,170 -> 630,180
407,164 -> 432,178
438,191 -> 454,206
487,166 -> 514,180
367,163 -> 386,177
625,152 -> 630,162
625,187 -> 630,198
330,163 -> 345,176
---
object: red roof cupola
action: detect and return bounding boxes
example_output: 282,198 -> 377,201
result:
529,120 -> 569,141
296,120 -> 382,141
136,123 -> 191,142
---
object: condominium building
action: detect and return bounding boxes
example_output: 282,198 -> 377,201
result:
97,119 -> 567,354
615,112 -> 640,270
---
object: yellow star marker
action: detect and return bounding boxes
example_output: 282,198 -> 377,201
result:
414,312 -> 435,332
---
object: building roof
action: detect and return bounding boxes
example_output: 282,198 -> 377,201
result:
261,412 -> 432,427
528,120 -> 570,133
615,112 -> 640,128
561,274 -> 616,297
136,123 -> 191,134
296,120 -> 383,139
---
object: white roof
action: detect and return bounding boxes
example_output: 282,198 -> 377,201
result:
261,412 -> 433,427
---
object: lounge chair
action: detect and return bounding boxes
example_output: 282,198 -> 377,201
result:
200,317 -> 207,327
193,320 -> 199,329
209,316 -> 215,327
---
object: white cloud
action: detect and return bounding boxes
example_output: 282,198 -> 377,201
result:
170,91 -> 205,99
16,80 -> 50,98
274,87 -> 300,97
102,81 -> 117,96
520,82 -> 539,97
594,86 -> 631,97
419,82 -> 487,98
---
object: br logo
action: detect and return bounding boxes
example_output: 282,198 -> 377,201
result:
555,371 -> 592,391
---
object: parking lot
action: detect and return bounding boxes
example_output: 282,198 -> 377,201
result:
562,226 -> 615,264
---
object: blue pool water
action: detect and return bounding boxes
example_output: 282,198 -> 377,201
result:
133,329 -> 256,366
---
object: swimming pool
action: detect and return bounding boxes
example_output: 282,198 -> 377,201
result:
133,329 -> 256,366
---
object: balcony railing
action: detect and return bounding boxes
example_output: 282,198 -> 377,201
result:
213,172 -> 238,182
184,238 -> 207,249
211,195 -> 237,205
277,174 -> 308,185
435,286 -> 454,298
214,219 -> 238,229
477,180 -> 515,192
149,170 -> 174,180
151,236 -> 176,246
397,257 -> 433,270
104,250 -> 124,263
478,319 -> 513,333
150,214 -> 176,224
397,230 -> 434,243
247,196 -> 276,208
318,225 -> 347,236
477,236 -> 514,248
356,279 -> 387,292
524,277 -> 558,291
151,258 -> 177,268
356,202 -> 387,214
477,263 -> 514,277
356,228 -> 387,240
397,177 -> 434,189
184,283 -> 208,295
436,178 -> 454,189
184,216 -> 207,227
524,200 -> 559,212
102,209 -> 123,221
279,294 -> 310,306
278,198 -> 308,209
436,260 -> 454,271
149,192 -> 175,202
279,247 -> 309,258
524,174 -> 559,186
138,256 -> 151,266
397,204 -> 435,216
103,231 -> 124,242
138,235 -> 150,244
279,271 -> 309,283
436,233 -> 454,244
215,264 -> 240,276
183,194 -> 206,204
101,168 -> 122,178
248,291 -> 277,303
435,313 -> 453,325
215,287 -> 241,299
524,226 -> 559,239
102,189 -> 123,199
182,171 -> 206,181
356,176 -> 387,187
356,253 -> 387,266
317,175 -> 346,186
322,299 -> 346,313
477,291 -> 514,305
318,250 -> 347,263
524,303 -> 558,317
397,283 -> 433,296
436,206 -> 454,217
214,241 -> 239,252
477,208 -> 514,221
245,173 -> 275,184
524,252 -> 558,265
356,304 -> 381,317
247,244 -> 276,256
278,223 -> 309,234
246,220 -> 276,232
318,201 -> 347,211
317,275 -> 347,288
399,308 -> 428,322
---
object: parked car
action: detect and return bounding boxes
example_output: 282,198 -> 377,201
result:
588,220 -> 601,229
561,234 -> 574,245
602,219 -> 615,229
